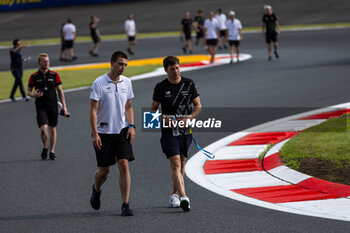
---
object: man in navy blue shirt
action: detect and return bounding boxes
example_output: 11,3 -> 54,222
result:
9,39 -> 29,102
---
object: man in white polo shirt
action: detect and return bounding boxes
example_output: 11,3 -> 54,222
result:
226,10 -> 243,64
204,11 -> 220,63
62,19 -> 77,61
215,8 -> 228,50
89,51 -> 135,216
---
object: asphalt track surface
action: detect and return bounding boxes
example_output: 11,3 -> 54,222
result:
1,27 -> 350,232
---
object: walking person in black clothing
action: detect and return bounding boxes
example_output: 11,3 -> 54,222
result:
151,56 -> 202,212
262,5 -> 280,61
27,53 -> 69,160
9,39 -> 29,102
180,11 -> 193,54
194,10 -> 205,47
89,16 -> 101,57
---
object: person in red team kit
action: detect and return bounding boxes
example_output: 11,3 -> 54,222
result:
27,53 -> 69,160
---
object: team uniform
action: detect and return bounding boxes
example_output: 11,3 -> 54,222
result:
262,13 -> 278,43
124,19 -> 136,41
90,74 -> 135,167
204,18 -> 220,45
28,70 -> 62,127
194,15 -> 204,39
181,18 -> 193,40
215,13 -> 227,37
62,23 -> 76,48
90,21 -> 100,44
227,18 -> 242,46
152,77 -> 199,158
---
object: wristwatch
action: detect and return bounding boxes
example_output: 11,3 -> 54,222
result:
129,124 -> 135,129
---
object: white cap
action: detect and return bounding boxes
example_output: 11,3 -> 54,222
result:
229,10 -> 235,16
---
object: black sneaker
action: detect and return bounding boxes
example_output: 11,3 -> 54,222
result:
121,203 -> 133,216
49,152 -> 56,160
90,184 -> 101,210
10,97 -> 16,102
182,47 -> 187,54
218,46 -> 222,50
41,148 -> 48,160
274,51 -> 279,58
268,56 -> 272,61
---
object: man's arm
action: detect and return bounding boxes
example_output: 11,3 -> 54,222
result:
125,99 -> 135,144
90,99 -> 102,149
56,84 -> 68,115
275,20 -> 280,34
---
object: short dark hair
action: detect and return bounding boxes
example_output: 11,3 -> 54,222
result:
67,19 -> 72,23
163,56 -> 179,69
198,10 -> 203,13
13,39 -> 20,47
110,51 -> 128,63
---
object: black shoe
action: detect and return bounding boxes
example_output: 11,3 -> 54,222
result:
218,46 -> 222,50
10,97 -> 16,102
72,56 -> 77,60
59,57 -> 64,61
41,148 -> 48,160
189,50 -> 193,54
182,47 -> 187,54
268,56 -> 272,61
22,97 -> 29,102
224,45 -> 228,49
230,59 -> 233,64
89,51 -> 93,56
127,48 -> 133,55
274,51 -> 279,58
90,184 -> 101,210
121,203 -> 133,216
92,53 -> 98,57
49,152 -> 56,160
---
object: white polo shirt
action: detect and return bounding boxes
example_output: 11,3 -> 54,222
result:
124,19 -> 136,37
62,23 -> 76,40
90,74 -> 134,134
227,18 -> 242,41
215,13 -> 227,30
204,18 -> 220,39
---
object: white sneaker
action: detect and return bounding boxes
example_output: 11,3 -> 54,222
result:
180,196 -> 191,212
169,194 -> 180,208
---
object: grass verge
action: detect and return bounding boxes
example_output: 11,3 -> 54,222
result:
280,115 -> 350,184
0,65 -> 160,100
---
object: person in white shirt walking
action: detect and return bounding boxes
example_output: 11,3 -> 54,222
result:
215,8 -> 228,50
226,10 -> 243,64
204,11 -> 220,63
89,51 -> 136,216
62,19 -> 77,61
124,14 -> 137,55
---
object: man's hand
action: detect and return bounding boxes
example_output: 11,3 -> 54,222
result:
92,134 -> 102,150
34,90 -> 44,98
126,127 -> 135,144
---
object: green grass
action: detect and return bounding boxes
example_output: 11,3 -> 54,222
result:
280,116 -> 350,170
0,65 -> 160,100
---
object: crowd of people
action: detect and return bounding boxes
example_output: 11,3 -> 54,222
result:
6,4 -> 281,217
181,5 -> 280,63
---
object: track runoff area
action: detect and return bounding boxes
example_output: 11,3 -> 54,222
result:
8,51 -> 349,221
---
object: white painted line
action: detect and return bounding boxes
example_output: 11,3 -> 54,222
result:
207,171 -> 289,189
214,145 -> 267,160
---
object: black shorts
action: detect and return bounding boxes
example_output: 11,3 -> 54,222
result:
91,34 -> 100,44
229,40 -> 240,46
94,128 -> 134,167
266,32 -> 278,43
128,36 -> 136,42
184,31 -> 192,40
220,30 -> 226,37
36,105 -> 58,128
60,41 -> 66,52
196,30 -> 203,39
65,40 -> 74,49
160,133 -> 192,158
206,39 -> 218,46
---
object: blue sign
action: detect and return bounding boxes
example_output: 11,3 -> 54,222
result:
143,110 -> 161,129
0,0 -> 138,12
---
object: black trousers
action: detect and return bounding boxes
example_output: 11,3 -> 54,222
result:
10,67 -> 26,98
